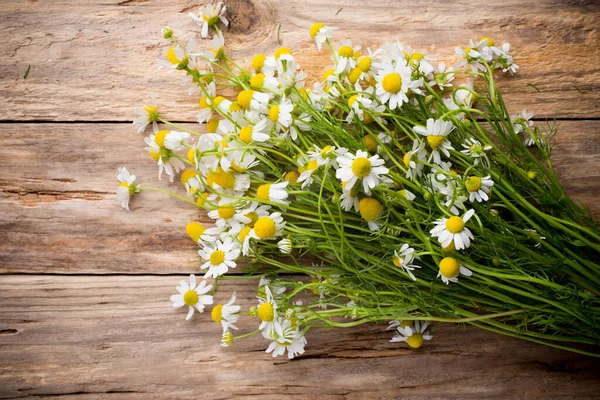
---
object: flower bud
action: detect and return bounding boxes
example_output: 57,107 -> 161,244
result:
161,26 -> 173,39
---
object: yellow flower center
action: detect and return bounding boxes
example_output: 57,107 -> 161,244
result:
358,197 -> 383,222
143,105 -> 158,122
252,54 -> 266,72
238,226 -> 252,242
254,217 -> 277,239
357,57 -> 371,72
211,304 -> 223,323
268,105 -> 280,123
445,216 -> 465,234
206,118 -> 220,133
250,73 -> 265,87
351,157 -> 372,178
443,241 -> 455,252
479,36 -> 495,46
465,176 -> 482,192
285,170 -> 300,184
166,47 -> 182,65
257,184 -> 271,201
410,52 -> 424,61
338,45 -> 354,58
320,145 -> 333,156
148,151 -> 161,161
407,333 -> 424,349
439,257 -> 460,279
426,135 -> 445,149
323,68 -> 335,81
210,249 -> 225,265
382,73 -> 402,94
201,14 -> 219,26
218,206 -> 236,220
348,68 -> 362,84
403,152 -> 412,168
187,148 -> 196,164
363,113 -> 374,124
364,135 -> 377,153
306,159 -> 318,171
244,211 -> 259,227
222,331 -> 233,346
208,169 -> 235,189
310,22 -> 324,39
196,193 -> 209,206
231,162 -> 248,174
183,290 -> 199,306
258,302 -> 274,322
274,47 -> 291,59
180,169 -> 197,185
199,96 -> 210,109
229,101 -> 242,113
237,90 -> 254,110
239,126 -> 253,144
154,130 -> 169,148
348,95 -> 359,108
392,255 -> 402,267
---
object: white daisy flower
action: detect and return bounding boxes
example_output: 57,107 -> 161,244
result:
335,40 -> 359,75
460,138 -> 492,165
133,94 -> 159,134
297,157 -> 320,188
277,238 -> 292,254
158,39 -> 197,70
403,139 -> 427,180
264,317 -> 307,359
307,144 -> 344,167
256,181 -> 290,206
392,243 -> 421,281
428,62 -> 455,90
454,38 -> 493,72
198,238 -> 240,278
197,81 -> 217,123
250,212 -> 286,241
220,327 -> 234,347
375,59 -> 423,110
413,118 -> 455,165
390,320 -> 433,348
211,291 -> 241,331
257,286 -> 279,331
286,113 -> 311,141
398,189 -> 416,201
170,274 -> 214,321
237,89 -> 271,113
437,256 -> 472,284
267,96 -> 294,132
340,183 -> 360,212
511,110 -> 534,134
207,202 -> 248,235
116,167 -> 138,211
491,43 -> 518,74
237,119 -> 271,145
430,209 -> 476,250
310,23 -> 336,51
201,31 -> 225,62
189,2 -> 228,39
162,130 -> 191,151
336,150 -> 389,195
180,169 -> 204,197
144,131 -> 186,182
346,94 -> 373,122
465,175 -> 494,202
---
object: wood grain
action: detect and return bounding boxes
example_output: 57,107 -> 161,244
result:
0,121 -> 598,275
0,275 -> 599,400
1,0 -> 599,121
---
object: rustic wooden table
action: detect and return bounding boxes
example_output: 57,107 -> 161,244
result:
1,1 -> 600,398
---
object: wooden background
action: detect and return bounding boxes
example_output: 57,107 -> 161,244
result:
1,0 -> 600,398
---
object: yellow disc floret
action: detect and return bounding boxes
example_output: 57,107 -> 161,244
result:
382,73 -> 402,94
199,96 -> 210,109
237,89 -> 254,110
285,170 -> 300,184
465,176 -> 482,192
351,157 -> 372,178
310,23 -> 324,39
254,217 -> 277,239
238,226 -> 251,242
338,45 -> 354,58
357,56 -> 371,72
186,221 -> 206,243
218,206 -> 236,220
426,135 -> 445,149
252,54 -> 266,72
393,255 -> 402,267
364,135 -> 377,153
257,184 -> 271,200
244,211 -> 259,227
154,130 -> 169,148
258,302 -> 274,322
208,169 -> 235,189
180,169 -> 197,185
348,94 -> 359,108
211,304 -> 223,323
210,249 -> 225,265
348,68 -> 362,84
323,68 -> 335,81
445,216 -> 465,234
239,126 -> 253,144
479,36 -> 495,46
250,73 -> 265,87
268,105 -> 280,122
275,47 -> 291,59
166,47 -> 181,65
183,290 -> 199,306
187,148 -> 196,164
439,257 -> 460,279
359,197 -> 383,222
407,333 -> 424,349
206,118 -> 220,133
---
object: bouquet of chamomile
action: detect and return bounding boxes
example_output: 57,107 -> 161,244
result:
118,2 -> 600,358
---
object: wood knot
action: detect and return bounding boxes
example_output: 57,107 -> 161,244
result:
224,0 -> 278,48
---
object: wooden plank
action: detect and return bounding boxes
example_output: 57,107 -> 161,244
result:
0,275 -> 599,399
1,0 -> 599,121
1,121 -> 598,274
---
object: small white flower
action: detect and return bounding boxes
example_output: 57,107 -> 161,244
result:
392,244 -> 421,281
170,274 -> 214,320
454,39 -> 493,72
250,212 -> 286,241
390,320 -> 433,348
133,94 -> 159,134
144,132 -> 185,182
465,175 -> 494,202
460,138 -> 492,165
310,23 -> 336,51
198,238 -> 240,278
189,2 -> 228,38
438,256 -> 473,284
256,181 -> 290,206
257,286 -> 278,332
375,59 -> 423,110
264,317 -> 307,359
237,119 -> 270,144
336,150 -> 389,195
428,62 -> 455,90
158,39 -> 197,70
211,291 -> 241,331
403,139 -> 427,180
335,40 -> 359,74
267,96 -> 294,132
511,110 -> 534,134
197,81 -> 217,123
492,43 -> 518,74
277,238 -> 292,254
162,130 -> 191,151
430,209 -> 476,250
201,31 -> 225,62
414,118 -> 455,165
116,167 -> 138,211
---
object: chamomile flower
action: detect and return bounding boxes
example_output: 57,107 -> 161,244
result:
454,38 -> 493,72
336,150 -> 389,195
375,59 -> 423,110
460,138 -> 492,165
257,286 -> 278,331
335,40 -> 359,74
197,81 -> 217,123
398,189 -> 416,201
413,118 -> 455,165
211,291 -> 241,331
202,31 -> 225,62
189,2 -> 228,38
340,183 -> 360,212
428,62 -> 455,90
144,131 -> 186,181
170,274 -> 214,320
205,167 -> 251,193
207,202 -> 247,234
267,96 -> 294,132
264,317 -> 307,359
465,175 -> 494,202
158,39 -> 196,70
392,243 -> 421,281
492,43 -> 518,74
511,110 -> 534,134
237,89 -> 271,113
430,209 -> 476,250
133,94 -> 159,134
180,169 -> 204,197
162,130 -> 191,151
250,212 -> 286,241
256,181 -> 290,206
437,256 -> 472,284
403,139 -> 427,180
220,327 -> 234,347
237,119 -> 271,145
310,23 -> 336,51
198,238 -> 240,278
358,196 -> 384,231
346,94 -> 373,122
297,157 -> 320,188
286,113 -> 311,141
116,167 -> 138,211
390,320 -> 433,348
307,144 -> 343,166
277,238 -> 292,254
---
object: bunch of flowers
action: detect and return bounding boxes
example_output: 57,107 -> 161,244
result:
118,3 -> 600,358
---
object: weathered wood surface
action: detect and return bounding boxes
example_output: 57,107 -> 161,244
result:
1,0 -> 599,120
2,0 -> 600,398
1,121 -> 599,275
1,275 -> 599,400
